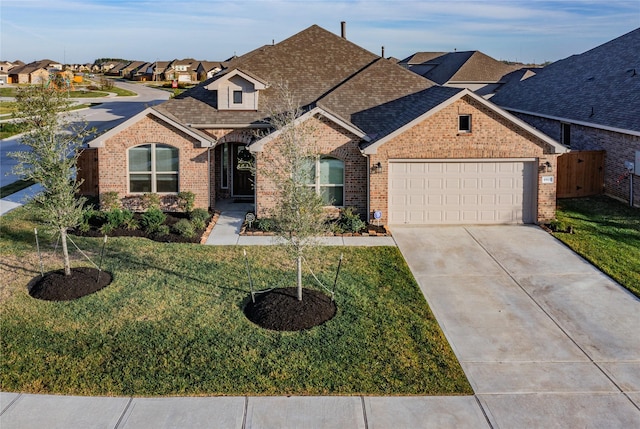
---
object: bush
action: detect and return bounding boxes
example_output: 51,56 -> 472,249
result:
190,208 -> 209,222
140,207 -> 166,233
142,193 -> 161,210
336,207 -> 366,233
177,191 -> 195,213
172,219 -> 195,238
100,191 -> 121,211
254,217 -> 276,232
155,224 -> 170,236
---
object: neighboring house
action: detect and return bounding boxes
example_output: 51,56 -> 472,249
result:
195,61 -> 226,81
86,25 -> 566,225
399,51 -> 522,97
148,61 -> 170,81
104,61 -> 130,76
165,58 -> 198,82
491,27 -> 640,207
7,59 -> 59,84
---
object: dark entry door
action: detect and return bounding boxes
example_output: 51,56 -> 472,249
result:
232,144 -> 254,196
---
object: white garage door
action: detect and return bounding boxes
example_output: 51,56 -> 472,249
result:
388,160 -> 536,224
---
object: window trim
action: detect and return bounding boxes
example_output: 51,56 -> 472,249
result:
458,114 -> 472,133
127,143 -> 179,194
307,156 -> 345,207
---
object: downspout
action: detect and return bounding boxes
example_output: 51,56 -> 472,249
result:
208,147 -> 212,210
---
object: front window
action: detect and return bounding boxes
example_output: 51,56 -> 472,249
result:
128,144 -> 178,193
307,156 -> 344,206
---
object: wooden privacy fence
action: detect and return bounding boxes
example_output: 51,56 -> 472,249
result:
556,150 -> 605,198
76,148 -> 98,196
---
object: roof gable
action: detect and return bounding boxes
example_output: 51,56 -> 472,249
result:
87,108 -> 216,148
363,89 -> 566,154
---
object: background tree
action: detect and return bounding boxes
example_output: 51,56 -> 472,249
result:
260,83 -> 330,301
10,85 -> 92,276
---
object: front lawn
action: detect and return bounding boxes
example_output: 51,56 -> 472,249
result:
554,196 -> 640,297
0,206 -> 471,397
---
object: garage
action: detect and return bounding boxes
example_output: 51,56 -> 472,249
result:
388,160 -> 537,224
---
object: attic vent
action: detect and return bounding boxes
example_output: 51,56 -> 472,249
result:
586,76 -> 594,81
628,68 -> 637,76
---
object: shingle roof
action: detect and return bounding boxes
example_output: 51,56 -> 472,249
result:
491,28 -> 640,133
154,25 -> 448,140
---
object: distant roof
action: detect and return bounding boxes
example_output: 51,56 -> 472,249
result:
491,28 -> 640,133
400,51 -> 520,84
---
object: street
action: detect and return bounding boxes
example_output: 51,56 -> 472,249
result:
0,80 -> 170,187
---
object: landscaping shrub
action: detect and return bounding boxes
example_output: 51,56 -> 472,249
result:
177,191 -> 195,213
336,207 -> 366,233
255,217 -> 276,232
189,209 -> 209,222
140,207 -> 166,233
100,191 -> 121,211
142,193 -> 161,210
172,218 -> 195,238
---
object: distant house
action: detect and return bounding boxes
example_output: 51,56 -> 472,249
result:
399,51 -> 521,97
7,59 -> 61,84
195,61 -> 226,81
164,58 -> 198,82
86,25 -> 565,225
491,28 -> 640,207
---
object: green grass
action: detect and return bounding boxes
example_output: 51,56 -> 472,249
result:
0,88 -> 17,97
0,121 -> 29,139
0,101 -> 18,115
554,196 -> 640,297
105,86 -> 137,97
0,207 -> 471,397
0,179 -> 36,198
67,90 -> 109,98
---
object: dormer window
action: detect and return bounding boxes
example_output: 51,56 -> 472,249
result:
205,69 -> 267,111
233,90 -> 243,104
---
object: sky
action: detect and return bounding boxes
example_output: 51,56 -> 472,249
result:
1,0 -> 639,65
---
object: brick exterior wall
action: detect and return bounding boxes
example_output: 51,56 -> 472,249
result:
512,112 -> 640,207
253,115 -> 368,218
369,96 -> 559,223
96,115 -> 211,210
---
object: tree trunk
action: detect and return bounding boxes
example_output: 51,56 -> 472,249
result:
297,255 -> 303,301
61,227 -> 71,276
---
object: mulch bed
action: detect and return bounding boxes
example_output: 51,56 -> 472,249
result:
244,287 -> 337,331
242,224 -> 390,237
28,267 -> 112,301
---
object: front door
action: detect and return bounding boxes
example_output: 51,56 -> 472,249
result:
232,144 -> 254,197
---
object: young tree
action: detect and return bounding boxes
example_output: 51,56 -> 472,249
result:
260,83 -> 330,301
10,85 -> 92,276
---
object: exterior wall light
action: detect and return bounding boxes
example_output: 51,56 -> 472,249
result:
544,161 -> 553,173
371,161 -> 383,174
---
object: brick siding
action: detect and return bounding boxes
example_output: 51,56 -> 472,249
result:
514,113 -> 640,207
96,115 -> 211,210
369,96 -> 559,223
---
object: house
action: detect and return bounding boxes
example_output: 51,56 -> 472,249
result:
195,61 -> 227,81
399,51 -> 522,97
7,59 -> 60,84
86,25 -> 566,225
164,58 -> 199,82
491,28 -> 640,207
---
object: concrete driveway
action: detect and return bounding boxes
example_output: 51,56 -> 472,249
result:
392,225 -> 640,428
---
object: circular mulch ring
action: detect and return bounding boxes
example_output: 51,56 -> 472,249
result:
28,267 -> 113,301
244,287 -> 337,331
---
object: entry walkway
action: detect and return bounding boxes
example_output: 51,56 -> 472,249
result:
204,200 -> 395,246
2,223 -> 639,427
